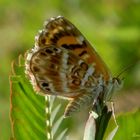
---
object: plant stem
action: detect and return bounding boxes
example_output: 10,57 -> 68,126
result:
92,95 -> 112,140
95,105 -> 112,140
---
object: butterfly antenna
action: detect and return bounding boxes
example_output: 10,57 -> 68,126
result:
116,61 -> 138,78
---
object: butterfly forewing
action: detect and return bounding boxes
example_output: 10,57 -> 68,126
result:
35,16 -> 111,81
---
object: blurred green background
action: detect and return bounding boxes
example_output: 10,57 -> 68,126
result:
0,0 -> 140,139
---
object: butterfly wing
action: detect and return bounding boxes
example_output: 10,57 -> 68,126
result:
35,16 -> 111,82
26,45 -> 97,98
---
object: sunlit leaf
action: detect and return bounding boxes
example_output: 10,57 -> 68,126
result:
106,126 -> 119,140
105,109 -> 140,140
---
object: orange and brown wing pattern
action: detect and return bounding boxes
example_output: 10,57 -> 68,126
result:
35,16 -> 111,82
28,45 -> 97,97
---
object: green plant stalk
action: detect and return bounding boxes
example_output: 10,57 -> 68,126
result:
90,91 -> 112,140
45,96 -> 53,140
95,105 -> 112,140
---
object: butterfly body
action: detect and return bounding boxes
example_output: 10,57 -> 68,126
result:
25,16 -> 122,117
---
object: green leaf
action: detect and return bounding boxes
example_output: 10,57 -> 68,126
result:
106,126 -> 118,140
10,55 -> 47,140
95,106 -> 112,140
105,109 -> 140,140
114,109 -> 140,140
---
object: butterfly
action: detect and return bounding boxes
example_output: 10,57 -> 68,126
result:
25,16 -> 122,117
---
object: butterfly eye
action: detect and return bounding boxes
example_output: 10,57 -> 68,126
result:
117,78 -> 122,85
113,77 -> 121,85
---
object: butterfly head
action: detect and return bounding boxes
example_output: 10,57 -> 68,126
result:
111,62 -> 136,93
104,76 -> 123,101
112,77 -> 123,91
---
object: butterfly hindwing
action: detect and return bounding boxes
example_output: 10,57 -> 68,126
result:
28,45 -> 97,98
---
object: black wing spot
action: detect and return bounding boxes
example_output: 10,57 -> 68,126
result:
53,47 -> 60,52
50,36 -> 58,43
54,31 -> 65,38
42,82 -> 49,87
78,50 -> 87,57
62,44 -> 84,50
45,49 -> 53,54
